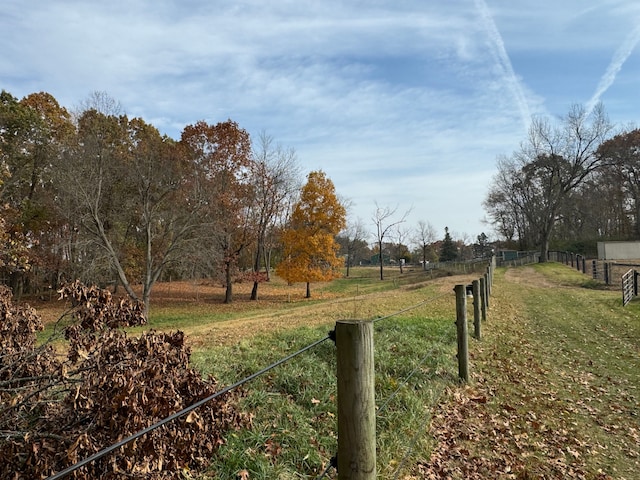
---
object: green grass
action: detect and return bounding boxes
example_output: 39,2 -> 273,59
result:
30,260 -> 639,478
189,294 -> 458,479
524,264 -> 640,475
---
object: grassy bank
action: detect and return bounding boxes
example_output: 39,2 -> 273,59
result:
187,270 -> 464,478
28,262 -> 639,478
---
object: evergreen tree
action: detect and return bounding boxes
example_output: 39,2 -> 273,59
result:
439,226 -> 458,261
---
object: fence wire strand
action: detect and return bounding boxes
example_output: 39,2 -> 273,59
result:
372,292 -> 450,324
391,378 -> 449,480
376,324 -> 455,417
46,333 -> 333,480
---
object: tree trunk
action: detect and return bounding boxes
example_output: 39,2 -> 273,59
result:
306,282 -> 311,298
224,261 -> 233,303
539,232 -> 551,263
250,244 -> 262,301
378,241 -> 384,280
264,248 -> 272,281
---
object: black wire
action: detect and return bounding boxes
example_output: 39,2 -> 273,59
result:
391,381 -> 447,480
315,454 -> 337,479
46,333 -> 333,480
376,324 -> 454,416
372,292 -> 450,324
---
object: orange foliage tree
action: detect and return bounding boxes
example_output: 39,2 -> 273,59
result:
181,120 -> 254,303
277,170 -> 346,298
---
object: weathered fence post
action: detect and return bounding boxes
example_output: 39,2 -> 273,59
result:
472,280 -> 481,340
479,276 -> 487,323
335,320 -> 376,480
483,272 -> 490,309
454,285 -> 469,382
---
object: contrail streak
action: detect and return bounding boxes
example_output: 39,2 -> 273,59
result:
474,0 -> 532,132
586,22 -> 640,116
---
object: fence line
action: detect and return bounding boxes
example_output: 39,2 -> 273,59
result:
46,259 -> 496,480
551,250 -> 640,305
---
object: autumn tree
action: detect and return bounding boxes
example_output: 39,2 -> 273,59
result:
248,132 -> 301,300
372,202 -> 411,280
0,91 -> 73,297
181,120 -> 254,303
55,101 -> 201,317
277,170 -> 346,298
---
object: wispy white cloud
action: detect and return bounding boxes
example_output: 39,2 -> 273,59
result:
473,0 -> 532,132
586,22 -> 640,116
1,0 -> 639,238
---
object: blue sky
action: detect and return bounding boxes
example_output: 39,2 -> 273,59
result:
2,1 -> 640,244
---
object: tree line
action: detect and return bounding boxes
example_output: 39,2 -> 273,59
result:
484,103 -> 640,259
0,90 -> 354,314
1,89 -> 496,313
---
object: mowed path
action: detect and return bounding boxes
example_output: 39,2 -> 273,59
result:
165,274 -> 482,348
414,264 -> 640,479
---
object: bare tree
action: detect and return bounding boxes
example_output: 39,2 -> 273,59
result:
372,202 -> 411,280
413,220 -> 437,270
485,103 -> 613,260
597,128 -> 640,237
339,217 -> 369,277
249,132 -> 301,300
392,225 -> 411,273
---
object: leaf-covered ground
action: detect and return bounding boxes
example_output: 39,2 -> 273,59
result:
413,264 -> 640,479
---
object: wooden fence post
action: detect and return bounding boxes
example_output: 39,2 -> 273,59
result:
454,285 -> 469,382
472,280 -> 481,340
483,272 -> 490,309
335,320 -> 376,480
479,276 -> 487,323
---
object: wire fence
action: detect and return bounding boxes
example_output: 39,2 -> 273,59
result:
551,250 -> 640,305
45,261 -> 495,480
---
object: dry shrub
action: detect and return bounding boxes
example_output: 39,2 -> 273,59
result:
0,281 -> 250,479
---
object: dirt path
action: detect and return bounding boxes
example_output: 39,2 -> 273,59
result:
183,273 -> 482,348
503,265 -> 555,287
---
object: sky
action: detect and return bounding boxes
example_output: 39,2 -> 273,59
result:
2,1 -> 640,244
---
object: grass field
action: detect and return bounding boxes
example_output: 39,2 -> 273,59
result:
30,263 -> 640,479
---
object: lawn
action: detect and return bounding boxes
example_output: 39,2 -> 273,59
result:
28,262 -> 639,479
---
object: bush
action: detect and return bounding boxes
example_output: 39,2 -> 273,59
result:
0,282 -> 250,479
